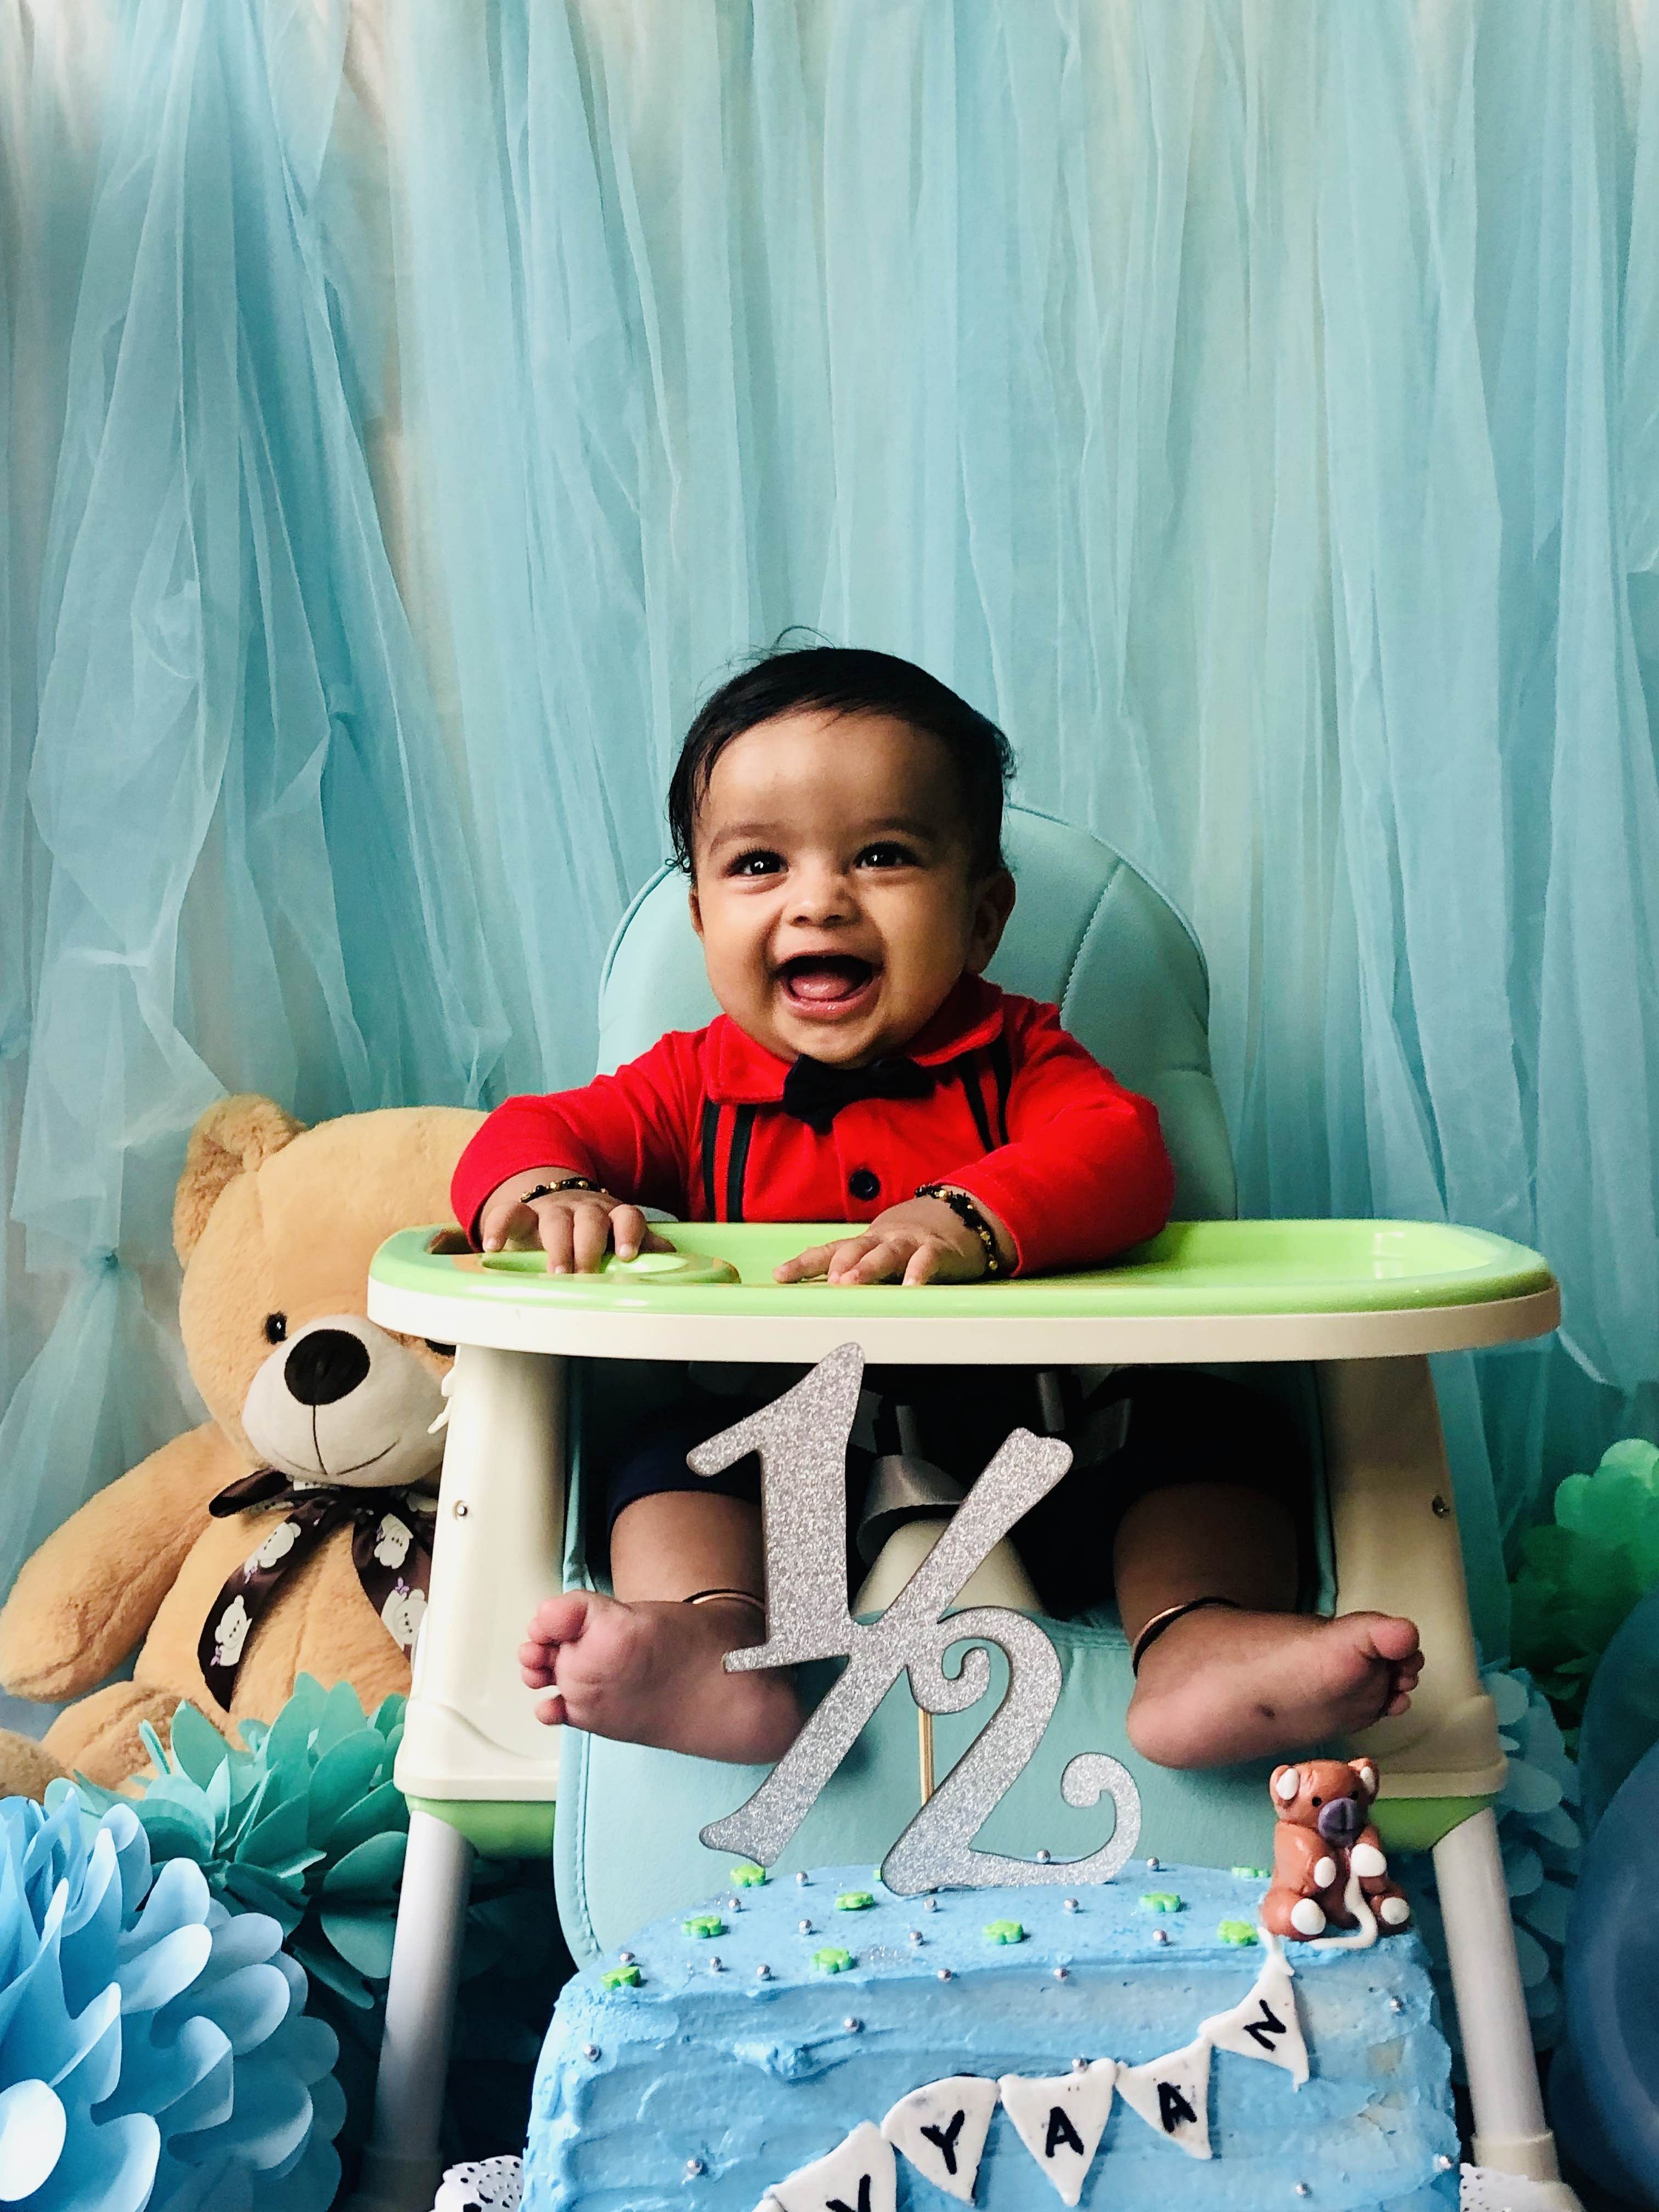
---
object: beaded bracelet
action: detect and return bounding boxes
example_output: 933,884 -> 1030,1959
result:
519,1176 -> 604,1203
913,1182 -> 1006,1278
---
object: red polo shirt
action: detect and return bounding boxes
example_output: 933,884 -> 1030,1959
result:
452,977 -> 1175,1276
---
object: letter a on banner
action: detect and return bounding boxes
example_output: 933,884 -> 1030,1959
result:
1114,2038 -> 1212,2159
997,2063 -> 1118,2204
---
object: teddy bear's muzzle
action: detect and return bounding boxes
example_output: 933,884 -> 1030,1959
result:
1316,1796 -> 1363,1844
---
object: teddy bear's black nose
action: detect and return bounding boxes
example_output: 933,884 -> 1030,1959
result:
1316,1795 -> 1361,1844
283,1328 -> 370,1406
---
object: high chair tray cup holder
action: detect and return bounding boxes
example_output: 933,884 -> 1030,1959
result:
352,1221 -> 1580,2212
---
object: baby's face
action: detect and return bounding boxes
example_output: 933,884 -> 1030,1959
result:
689,710 -> 1013,1066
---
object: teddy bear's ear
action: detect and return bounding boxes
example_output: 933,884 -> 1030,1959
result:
1271,1764 -> 1301,1806
1346,1756 -> 1379,1803
174,1095 -> 305,1263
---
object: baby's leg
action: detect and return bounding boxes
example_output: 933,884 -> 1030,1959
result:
521,1491 -> 801,1763
1118,1483 -> 1421,1769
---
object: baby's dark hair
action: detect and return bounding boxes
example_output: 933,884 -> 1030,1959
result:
668,643 -> 1014,876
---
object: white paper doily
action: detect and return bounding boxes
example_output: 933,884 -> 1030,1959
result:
433,2155 -> 523,2211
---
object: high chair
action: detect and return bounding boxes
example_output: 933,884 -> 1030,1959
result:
349,806 -> 1575,2212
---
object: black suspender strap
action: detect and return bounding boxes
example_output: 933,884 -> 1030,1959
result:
699,1099 -> 720,1218
958,1061 -> 995,1155
987,1034 -> 1012,1146
725,1105 -> 757,1222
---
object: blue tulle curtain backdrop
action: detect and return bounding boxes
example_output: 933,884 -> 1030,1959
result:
2,0 -> 1657,1660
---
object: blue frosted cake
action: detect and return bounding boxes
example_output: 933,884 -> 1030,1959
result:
523,1863 -> 1457,2211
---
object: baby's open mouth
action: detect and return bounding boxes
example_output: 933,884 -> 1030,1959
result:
778,954 -> 879,1008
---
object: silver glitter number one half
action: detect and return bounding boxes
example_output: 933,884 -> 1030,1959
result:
685,1342 -> 1140,1891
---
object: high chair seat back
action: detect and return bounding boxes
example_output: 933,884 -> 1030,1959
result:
597,803 -> 1237,1222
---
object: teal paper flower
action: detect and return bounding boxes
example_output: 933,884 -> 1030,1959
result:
58,1677 -> 558,2164
1510,1439 -> 1659,1740
0,1788 -> 342,2210
1399,1664 -> 1581,2061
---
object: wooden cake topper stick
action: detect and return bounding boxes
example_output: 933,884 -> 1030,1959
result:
686,1343 -> 1140,1891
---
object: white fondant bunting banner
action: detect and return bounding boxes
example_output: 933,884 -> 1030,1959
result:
997,2063 -> 1118,2206
881,2078 -> 998,2204
762,2121 -> 896,2212
1198,1949 -> 1309,2085
1114,2037 -> 1214,2159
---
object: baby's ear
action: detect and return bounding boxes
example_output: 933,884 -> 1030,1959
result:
174,1095 -> 304,1263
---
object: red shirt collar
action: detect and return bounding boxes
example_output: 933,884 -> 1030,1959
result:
704,975 -> 1007,1104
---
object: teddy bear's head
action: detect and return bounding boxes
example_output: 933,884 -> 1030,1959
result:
175,1096 -> 483,1488
1268,1756 -> 1380,1846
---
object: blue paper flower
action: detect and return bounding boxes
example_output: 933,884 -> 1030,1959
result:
61,1677 -> 558,2162
0,1788 -> 342,2210
1400,1663 -> 1582,2062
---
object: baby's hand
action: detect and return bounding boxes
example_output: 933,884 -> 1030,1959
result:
478,1170 -> 672,1274
774,1197 -> 1003,1288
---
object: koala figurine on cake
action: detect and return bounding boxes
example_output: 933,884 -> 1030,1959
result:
1261,1756 -> 1413,1940
0,1094 -> 481,1796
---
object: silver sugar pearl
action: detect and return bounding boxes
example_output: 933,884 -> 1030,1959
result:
727,1897 -> 743,1912
1063,1897 -> 1080,1912
1295,2187 -> 1310,2199
1036,1848 -> 1052,1863
1153,1928 -> 1170,1945
1434,2157 -> 1454,2172
795,1871 -> 810,1884
1389,1996 -> 1404,2012
937,1966 -> 953,1981
924,1897 -> 939,1912
708,1956 -> 724,1972
907,1929 -> 924,1944
1146,1855 -> 1160,1871
685,2157 -> 705,2177
582,2043 -> 600,2061
1073,2057 -> 1088,2073
755,1963 -> 771,1980
1053,1965 -> 1069,1980
618,1950 -> 635,1965
798,1919 -> 813,1933
843,2016 -> 862,2033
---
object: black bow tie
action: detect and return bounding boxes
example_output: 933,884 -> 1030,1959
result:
778,1053 -> 935,1134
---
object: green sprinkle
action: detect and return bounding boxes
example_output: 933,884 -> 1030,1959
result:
601,1963 -> 642,1989
1139,1892 -> 1184,1913
684,1913 -> 726,1940
729,1864 -> 768,1888
812,1946 -> 855,1974
1231,1866 -> 1270,1881
983,1918 -> 1026,1945
836,1890 -> 876,1912
1218,1920 -> 1260,1946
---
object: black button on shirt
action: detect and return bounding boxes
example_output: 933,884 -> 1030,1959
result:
848,1167 -> 881,1201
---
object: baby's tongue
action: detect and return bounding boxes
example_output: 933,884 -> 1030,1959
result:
785,957 -> 871,1003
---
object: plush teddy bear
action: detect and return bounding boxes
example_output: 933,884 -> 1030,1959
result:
1261,1755 -> 1413,1940
0,1093 -> 481,1796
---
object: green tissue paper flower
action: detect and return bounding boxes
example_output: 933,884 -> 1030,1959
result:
57,1676 -> 562,2169
1510,1439 -> 1659,1737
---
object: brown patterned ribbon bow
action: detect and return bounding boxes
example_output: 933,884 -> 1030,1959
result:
198,1468 -> 437,1712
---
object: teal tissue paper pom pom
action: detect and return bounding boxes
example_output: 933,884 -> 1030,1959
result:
0,1787 -> 342,2211
1399,1663 -> 1582,2065
59,1675 -> 561,2165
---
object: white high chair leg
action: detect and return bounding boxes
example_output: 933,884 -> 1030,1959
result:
1433,1809 -> 1581,2204
346,1809 -> 476,2212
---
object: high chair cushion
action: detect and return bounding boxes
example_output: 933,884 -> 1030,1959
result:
597,803 -> 1237,1223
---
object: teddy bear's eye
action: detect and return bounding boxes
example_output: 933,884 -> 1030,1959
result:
264,1312 -> 288,1345
1311,1795 -> 1322,1808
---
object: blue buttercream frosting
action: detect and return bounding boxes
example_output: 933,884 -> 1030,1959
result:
525,1863 -> 1458,2212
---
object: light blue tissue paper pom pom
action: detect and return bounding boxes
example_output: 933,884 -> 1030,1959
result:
1399,1663 -> 1582,2066
0,1788 -> 341,2211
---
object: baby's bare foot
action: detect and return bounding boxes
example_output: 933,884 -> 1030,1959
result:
1126,1607 -> 1422,1770
519,1590 -> 802,1764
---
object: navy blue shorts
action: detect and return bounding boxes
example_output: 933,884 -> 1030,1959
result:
602,1365 -> 1308,1617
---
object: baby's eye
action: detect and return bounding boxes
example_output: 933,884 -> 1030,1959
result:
727,847 -> 783,878
856,841 -> 919,870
